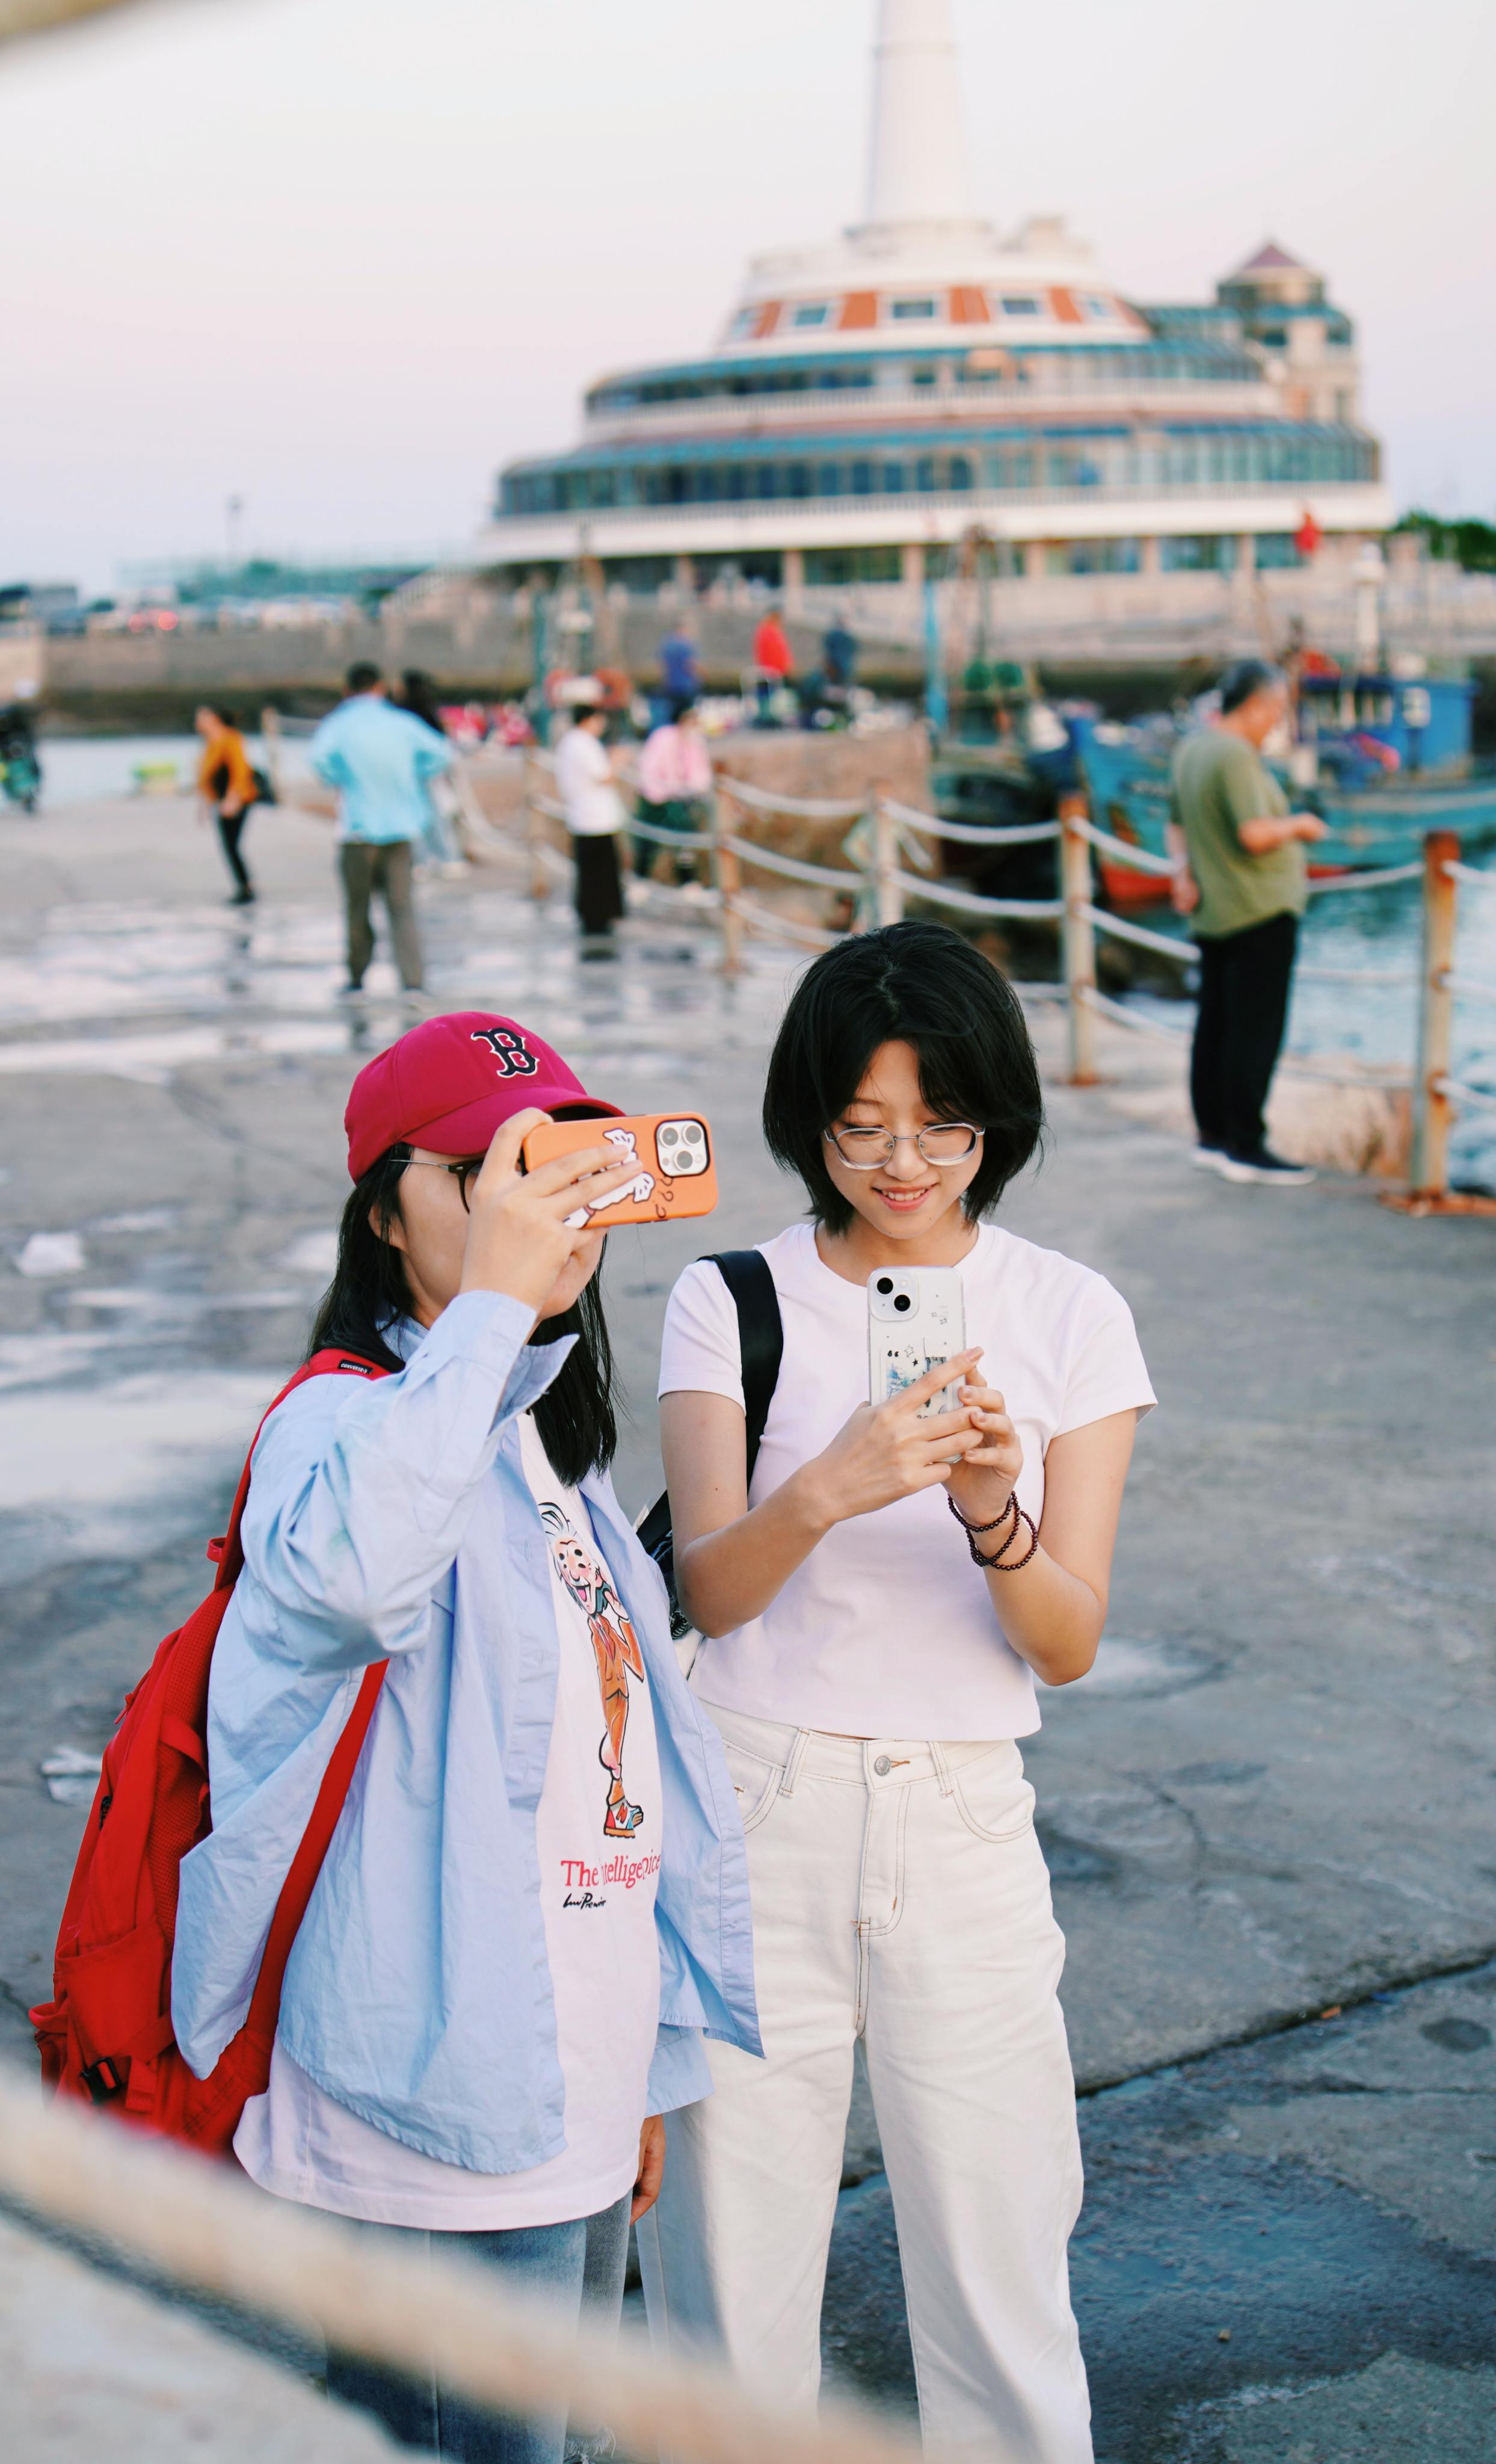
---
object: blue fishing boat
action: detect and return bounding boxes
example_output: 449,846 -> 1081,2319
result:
1070,677 -> 1496,906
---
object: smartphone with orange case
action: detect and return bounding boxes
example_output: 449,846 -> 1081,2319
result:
520,1112 -> 719,1229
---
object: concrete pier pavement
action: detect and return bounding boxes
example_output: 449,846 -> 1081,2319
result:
1,793 -> 1492,2460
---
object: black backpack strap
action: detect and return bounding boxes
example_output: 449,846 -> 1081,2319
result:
701,1249 -> 783,1480
635,1249 -> 783,1637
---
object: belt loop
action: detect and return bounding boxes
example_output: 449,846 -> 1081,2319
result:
929,1739 -> 956,1797
780,1728 -> 812,1798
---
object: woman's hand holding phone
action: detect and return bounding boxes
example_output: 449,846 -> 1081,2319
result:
802,1348 -> 987,1526
458,1109 -> 641,1317
945,1379 -> 1024,1530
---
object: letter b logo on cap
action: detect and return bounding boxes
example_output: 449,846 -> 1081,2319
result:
471,1027 -> 538,1079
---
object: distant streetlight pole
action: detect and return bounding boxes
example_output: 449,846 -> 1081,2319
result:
226,494 -> 245,570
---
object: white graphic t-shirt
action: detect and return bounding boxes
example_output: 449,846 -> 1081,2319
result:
235,1413 -> 662,2228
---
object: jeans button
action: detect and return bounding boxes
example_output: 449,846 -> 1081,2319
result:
873,1754 -> 891,1776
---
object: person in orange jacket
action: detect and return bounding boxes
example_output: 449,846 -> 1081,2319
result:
195,703 -> 260,905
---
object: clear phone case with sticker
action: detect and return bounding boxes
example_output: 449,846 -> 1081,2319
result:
867,1264 -> 966,1415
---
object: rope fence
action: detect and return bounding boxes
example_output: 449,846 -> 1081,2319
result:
876,791 -> 1062,849
519,735 -> 1494,1210
720,834 -> 861,894
0,2066 -> 924,2464
896,872 -> 1064,922
715,772 -> 867,825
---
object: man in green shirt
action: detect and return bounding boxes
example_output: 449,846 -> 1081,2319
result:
1168,661 -> 1329,1185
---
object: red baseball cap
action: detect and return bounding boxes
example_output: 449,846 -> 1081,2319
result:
345,1011 -> 620,1180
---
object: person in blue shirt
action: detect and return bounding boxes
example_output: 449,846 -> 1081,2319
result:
172,1010 -> 759,2462
655,624 -> 701,724
311,662 -> 455,996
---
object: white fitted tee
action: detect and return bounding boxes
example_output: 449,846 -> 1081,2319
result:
234,1414 -> 661,2228
658,1221 -> 1155,1742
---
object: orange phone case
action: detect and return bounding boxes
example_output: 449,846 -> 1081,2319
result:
520,1113 -> 719,1228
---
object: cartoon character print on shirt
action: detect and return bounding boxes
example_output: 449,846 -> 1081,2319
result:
539,1498 -> 647,1838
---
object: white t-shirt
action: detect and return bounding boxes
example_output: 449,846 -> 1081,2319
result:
234,1414 -> 661,2228
554,726 -> 625,836
658,1221 -> 1156,1742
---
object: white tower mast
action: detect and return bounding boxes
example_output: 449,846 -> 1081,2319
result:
862,0 -> 978,232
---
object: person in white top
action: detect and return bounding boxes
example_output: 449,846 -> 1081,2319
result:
640,920 -> 1156,2464
553,707 -> 627,948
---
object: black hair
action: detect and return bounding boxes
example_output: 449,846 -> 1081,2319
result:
346,660 -> 384,695
307,1144 -> 617,1485
398,668 -> 446,732
761,920 -> 1043,1233
200,702 -> 238,728
1218,658 -> 1282,715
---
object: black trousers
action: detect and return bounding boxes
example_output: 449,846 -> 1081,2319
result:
571,831 -> 624,934
1190,909 -> 1299,1157
216,807 -> 252,895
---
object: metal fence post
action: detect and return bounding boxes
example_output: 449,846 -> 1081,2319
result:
1409,827 -> 1459,1201
1060,798 -> 1098,1085
710,790 -> 743,975
871,795 -> 904,929
523,754 -> 550,904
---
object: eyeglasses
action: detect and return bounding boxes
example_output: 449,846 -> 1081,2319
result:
401,1156 -> 487,1212
824,1123 -> 982,1169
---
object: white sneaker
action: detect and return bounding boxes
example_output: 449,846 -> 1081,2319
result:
1217,1148 -> 1316,1186
1191,1145 -> 1227,1172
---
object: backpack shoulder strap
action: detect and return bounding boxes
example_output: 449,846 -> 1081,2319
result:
210,1349 -> 392,1592
702,1249 -> 783,1480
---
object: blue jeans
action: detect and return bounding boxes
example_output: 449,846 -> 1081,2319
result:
326,2192 -> 632,2462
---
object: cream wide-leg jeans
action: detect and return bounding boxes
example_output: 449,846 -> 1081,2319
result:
637,1703 -> 1092,2464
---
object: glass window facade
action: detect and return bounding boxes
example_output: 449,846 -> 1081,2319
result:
499,424 -> 1377,517
803,546 -> 903,585
1161,535 -> 1236,571
1045,538 -> 1142,574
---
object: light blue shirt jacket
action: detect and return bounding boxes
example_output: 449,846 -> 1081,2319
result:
172,1293 -> 760,2175
310,694 -> 455,845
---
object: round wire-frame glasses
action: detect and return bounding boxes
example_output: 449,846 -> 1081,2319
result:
823,1123 -> 982,1170
401,1155 -> 487,1212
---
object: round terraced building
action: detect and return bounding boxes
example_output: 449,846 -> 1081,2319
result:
479,0 -> 1391,617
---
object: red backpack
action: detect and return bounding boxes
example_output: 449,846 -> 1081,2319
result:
31,1350 -> 391,2153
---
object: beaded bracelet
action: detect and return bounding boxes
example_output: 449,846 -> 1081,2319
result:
946,1491 -> 1017,1540
974,1505 -> 1039,1572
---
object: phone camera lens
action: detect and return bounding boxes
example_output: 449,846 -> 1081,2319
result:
894,1293 -> 912,1313
876,1277 -> 893,1296
660,1126 -> 679,1146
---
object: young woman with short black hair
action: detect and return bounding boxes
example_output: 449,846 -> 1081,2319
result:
641,922 -> 1154,2464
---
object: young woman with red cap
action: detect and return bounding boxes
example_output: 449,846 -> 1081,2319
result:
170,1011 -> 759,2464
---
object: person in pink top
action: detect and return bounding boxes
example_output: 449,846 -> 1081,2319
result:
633,704 -> 713,886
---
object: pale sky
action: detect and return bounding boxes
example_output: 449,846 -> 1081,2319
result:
2,0 -> 1493,592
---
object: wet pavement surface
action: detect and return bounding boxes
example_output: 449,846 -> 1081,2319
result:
2,794 -> 1494,2458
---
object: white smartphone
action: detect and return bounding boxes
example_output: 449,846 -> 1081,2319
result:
867,1266 -> 967,1417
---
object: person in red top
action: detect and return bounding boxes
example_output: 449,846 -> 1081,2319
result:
751,606 -> 794,726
